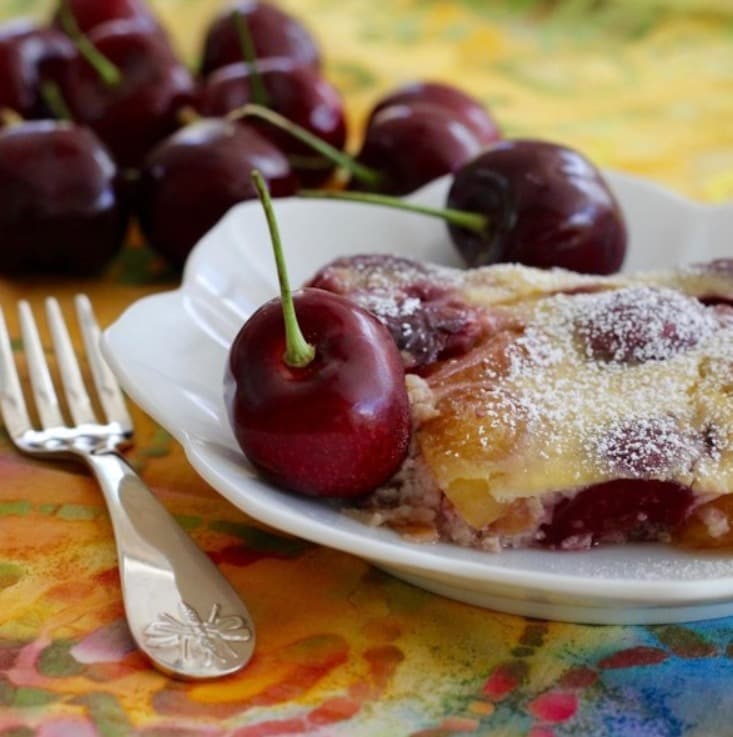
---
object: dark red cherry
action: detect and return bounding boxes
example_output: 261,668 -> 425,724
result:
200,60 -> 347,186
0,21 -> 75,118
0,119 -> 128,275
225,173 -> 411,498
308,254 -> 485,370
446,140 -> 627,273
368,81 -> 500,147
352,103 -> 484,196
137,118 -> 298,269
52,0 -> 163,35
201,1 -> 320,76
576,287 -> 712,364
226,289 -> 411,498
539,480 -> 695,549
58,19 -> 196,167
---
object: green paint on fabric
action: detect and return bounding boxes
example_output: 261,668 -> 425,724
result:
329,61 -> 377,91
13,687 -> 58,707
38,503 -> 58,515
56,504 -> 100,521
0,501 -> 31,517
0,679 -> 14,706
0,563 -> 23,590
38,640 -> 85,677
208,520 -> 311,556
140,428 -> 174,458
74,693 -> 132,737
173,514 -> 202,531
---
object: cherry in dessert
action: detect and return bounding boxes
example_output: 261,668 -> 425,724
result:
0,118 -> 128,275
576,287 -> 713,364
200,60 -> 347,186
309,254 -> 486,371
225,172 -> 411,498
201,1 -> 320,76
137,118 -> 298,269
301,139 -> 627,275
368,81 -> 501,147
57,17 -> 196,167
0,21 -> 75,118
539,479 -> 695,549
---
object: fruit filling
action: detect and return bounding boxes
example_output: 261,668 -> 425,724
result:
311,254 -> 733,551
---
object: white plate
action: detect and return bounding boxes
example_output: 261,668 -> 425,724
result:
103,173 -> 733,625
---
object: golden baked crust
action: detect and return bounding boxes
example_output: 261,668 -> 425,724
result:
310,257 -> 733,549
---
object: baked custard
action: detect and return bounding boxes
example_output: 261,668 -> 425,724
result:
309,256 -> 733,551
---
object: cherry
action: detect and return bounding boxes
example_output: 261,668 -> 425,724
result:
201,1 -> 320,77
368,81 -> 500,147
239,102 -> 482,195
0,21 -> 75,119
539,480 -> 695,549
351,103 -> 485,195
225,172 -> 411,498
301,139 -> 627,275
200,60 -> 347,186
308,254 -> 485,371
57,18 -> 196,167
137,118 -> 298,269
0,118 -> 128,275
52,0 -> 163,35
446,140 -> 627,272
576,287 -> 712,363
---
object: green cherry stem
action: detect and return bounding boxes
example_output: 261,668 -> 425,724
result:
228,104 -> 384,188
233,11 -> 269,107
40,80 -> 73,121
298,188 -> 489,233
251,169 -> 316,368
59,0 -> 122,87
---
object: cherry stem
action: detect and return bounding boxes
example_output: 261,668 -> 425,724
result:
298,188 -> 488,233
59,0 -> 122,88
233,11 -> 269,108
228,104 -> 383,188
251,169 -> 316,368
41,80 -> 72,121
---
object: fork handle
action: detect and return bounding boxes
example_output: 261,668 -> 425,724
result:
84,451 -> 256,679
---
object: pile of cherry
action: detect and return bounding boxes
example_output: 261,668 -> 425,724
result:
0,0 -> 627,277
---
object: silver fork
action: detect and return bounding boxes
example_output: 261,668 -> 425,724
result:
0,296 -> 255,680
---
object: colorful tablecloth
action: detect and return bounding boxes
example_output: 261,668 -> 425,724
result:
1,1 -> 733,735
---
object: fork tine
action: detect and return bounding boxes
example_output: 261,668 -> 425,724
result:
0,307 -> 32,438
46,298 -> 97,427
18,301 -> 65,430
75,295 -> 133,432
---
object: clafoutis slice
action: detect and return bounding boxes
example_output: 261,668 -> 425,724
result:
308,256 -> 733,551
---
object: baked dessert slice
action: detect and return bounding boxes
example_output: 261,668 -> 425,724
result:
308,256 -> 733,551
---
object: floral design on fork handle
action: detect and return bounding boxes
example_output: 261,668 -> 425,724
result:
144,602 -> 253,668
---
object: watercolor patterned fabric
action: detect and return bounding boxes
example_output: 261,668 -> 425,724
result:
1,1 -> 733,735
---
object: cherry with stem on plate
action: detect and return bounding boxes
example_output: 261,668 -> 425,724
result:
367,80 -> 501,147
224,171 -> 411,498
201,1 -> 320,76
231,103 -> 482,196
300,139 -> 628,276
56,1 -> 195,167
136,116 -> 298,269
0,113 -> 128,275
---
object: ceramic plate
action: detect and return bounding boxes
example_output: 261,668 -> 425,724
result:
103,173 -> 733,625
